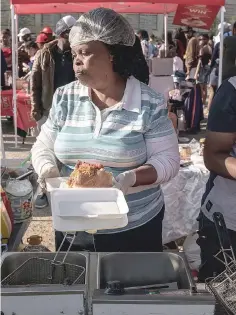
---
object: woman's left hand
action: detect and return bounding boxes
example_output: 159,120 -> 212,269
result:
113,170 -> 136,195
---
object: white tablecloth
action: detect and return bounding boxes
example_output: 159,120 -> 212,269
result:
162,155 -> 209,244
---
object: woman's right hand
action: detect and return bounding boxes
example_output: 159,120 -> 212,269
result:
38,163 -> 60,189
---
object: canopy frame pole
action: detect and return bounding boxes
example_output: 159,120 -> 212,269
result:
15,13 -> 19,79
218,6 -> 225,87
164,12 -> 168,57
11,4 -> 18,148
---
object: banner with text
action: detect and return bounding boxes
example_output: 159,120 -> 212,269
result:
173,4 -> 221,30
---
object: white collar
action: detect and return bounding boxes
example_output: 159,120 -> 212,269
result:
79,76 -> 141,114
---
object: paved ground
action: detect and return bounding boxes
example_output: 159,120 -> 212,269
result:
2,118 -> 55,251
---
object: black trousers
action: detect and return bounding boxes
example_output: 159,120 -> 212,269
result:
197,212 -> 236,282
55,206 -> 164,252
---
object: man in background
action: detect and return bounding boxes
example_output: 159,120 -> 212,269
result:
184,26 -> 199,79
18,28 -> 32,46
194,34 -> 212,106
36,33 -> 50,49
40,26 -> 54,42
31,15 -> 76,209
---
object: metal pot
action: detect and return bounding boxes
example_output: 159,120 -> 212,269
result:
5,179 -> 33,223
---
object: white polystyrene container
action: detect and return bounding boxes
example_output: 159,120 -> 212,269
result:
46,177 -> 129,232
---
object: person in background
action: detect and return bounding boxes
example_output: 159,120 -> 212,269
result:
208,42 -> 220,109
18,28 -> 32,78
24,41 -> 39,71
18,28 -> 32,46
159,31 -> 176,58
133,35 -> 150,85
214,22 -> 231,45
20,41 -> 39,81
1,49 -> 7,88
40,26 -> 54,42
31,8 -> 179,252
174,27 -> 187,60
184,26 -> 199,80
149,34 -> 158,58
208,33 -> 214,50
233,22 -> 236,36
167,31 -> 175,49
222,35 -> 236,82
0,29 -> 12,71
36,33 -> 50,49
197,74 -> 236,282
207,23 -> 231,109
137,29 -> 151,61
195,34 -> 212,106
31,15 -> 76,209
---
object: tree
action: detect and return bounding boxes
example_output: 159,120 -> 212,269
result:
229,15 -> 236,25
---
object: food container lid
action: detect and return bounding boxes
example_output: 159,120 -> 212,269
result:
5,179 -> 33,197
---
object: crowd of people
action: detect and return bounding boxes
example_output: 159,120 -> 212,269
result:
1,9 -> 236,283
2,17 -> 236,109
134,22 -> 236,109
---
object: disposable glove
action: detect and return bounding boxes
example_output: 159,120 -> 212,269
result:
38,163 -> 60,190
113,170 -> 136,195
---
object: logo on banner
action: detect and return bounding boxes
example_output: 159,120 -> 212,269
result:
186,5 -> 211,15
1,97 -> 11,109
24,98 -> 31,107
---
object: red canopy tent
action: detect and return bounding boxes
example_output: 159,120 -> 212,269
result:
14,3 -> 177,14
8,0 -> 225,148
12,0 -> 225,14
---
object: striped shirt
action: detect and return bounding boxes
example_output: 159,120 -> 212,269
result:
32,76 -> 179,233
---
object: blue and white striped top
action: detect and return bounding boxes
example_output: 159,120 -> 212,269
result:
32,76 -> 179,233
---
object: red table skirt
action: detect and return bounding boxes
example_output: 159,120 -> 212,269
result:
1,89 -> 36,131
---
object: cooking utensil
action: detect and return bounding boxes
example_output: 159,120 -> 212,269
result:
1,232 -> 85,286
206,212 -> 236,315
16,170 -> 34,181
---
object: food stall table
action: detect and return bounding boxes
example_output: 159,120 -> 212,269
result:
162,149 -> 209,244
1,89 -> 36,132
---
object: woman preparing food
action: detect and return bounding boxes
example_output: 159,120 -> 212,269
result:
31,8 -> 180,252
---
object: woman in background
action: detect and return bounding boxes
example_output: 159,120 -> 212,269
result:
174,28 -> 187,60
137,29 -> 151,62
159,31 -> 176,58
